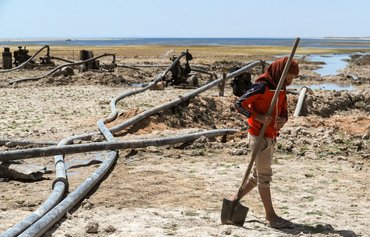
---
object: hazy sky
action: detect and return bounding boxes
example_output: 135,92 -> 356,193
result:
0,0 -> 369,39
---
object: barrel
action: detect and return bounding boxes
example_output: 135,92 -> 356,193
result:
2,47 -> 12,69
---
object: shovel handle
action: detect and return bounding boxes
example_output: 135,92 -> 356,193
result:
237,38 -> 300,199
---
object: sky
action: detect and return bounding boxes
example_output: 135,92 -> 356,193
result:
0,0 -> 369,39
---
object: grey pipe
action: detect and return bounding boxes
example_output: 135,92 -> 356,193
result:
18,151 -> 117,237
0,182 -> 66,237
293,86 -> 313,117
1,139 -> 72,237
0,129 -> 237,161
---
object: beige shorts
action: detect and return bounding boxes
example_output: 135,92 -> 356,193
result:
248,133 -> 275,188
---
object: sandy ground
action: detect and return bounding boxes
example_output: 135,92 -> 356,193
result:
0,46 -> 369,237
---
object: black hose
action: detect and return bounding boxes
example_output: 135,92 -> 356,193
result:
9,53 -> 116,84
0,45 -> 50,73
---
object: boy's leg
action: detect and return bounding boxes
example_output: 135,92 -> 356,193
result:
256,138 -> 292,227
258,186 -> 277,220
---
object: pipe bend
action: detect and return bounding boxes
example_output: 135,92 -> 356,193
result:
52,177 -> 69,194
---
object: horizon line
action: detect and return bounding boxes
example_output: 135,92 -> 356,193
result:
1,36 -> 370,42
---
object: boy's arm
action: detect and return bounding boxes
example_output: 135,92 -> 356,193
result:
234,83 -> 266,119
275,95 -> 288,130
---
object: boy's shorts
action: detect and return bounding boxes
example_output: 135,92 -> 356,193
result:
248,133 -> 275,188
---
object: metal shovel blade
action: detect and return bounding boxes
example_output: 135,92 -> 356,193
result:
221,198 -> 249,226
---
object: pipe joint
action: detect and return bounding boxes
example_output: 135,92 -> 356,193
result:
52,177 -> 69,194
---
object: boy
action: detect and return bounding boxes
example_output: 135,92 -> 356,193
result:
233,57 -> 299,228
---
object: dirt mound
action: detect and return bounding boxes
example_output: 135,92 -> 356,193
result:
304,90 -> 369,117
350,53 -> 370,65
35,71 -> 129,87
116,96 -> 246,135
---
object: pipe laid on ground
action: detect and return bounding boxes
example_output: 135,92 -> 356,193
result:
19,83 -> 121,237
0,182 -> 66,237
1,139 -> 71,237
293,86 -> 313,117
0,129 -> 237,161
17,51 -> 209,236
50,56 -> 75,64
3,51 -> 190,235
4,59 -> 261,150
110,60 -> 262,133
0,45 -> 50,73
2,52 -> 120,236
9,53 -> 116,84
18,150 -> 117,237
3,59 -> 261,158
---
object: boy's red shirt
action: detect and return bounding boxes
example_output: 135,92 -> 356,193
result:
235,82 -> 288,138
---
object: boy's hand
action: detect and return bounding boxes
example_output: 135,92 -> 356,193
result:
275,117 -> 287,130
255,114 -> 273,126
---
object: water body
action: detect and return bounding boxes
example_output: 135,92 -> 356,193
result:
1,38 -> 370,48
288,83 -> 355,91
308,54 -> 351,76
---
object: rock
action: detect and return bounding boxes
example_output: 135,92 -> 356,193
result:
352,161 -> 364,171
191,150 -> 205,156
353,140 -> 364,151
0,162 -> 47,181
191,136 -> 209,148
146,146 -> 161,153
62,67 -> 74,76
337,156 -> 348,161
4,142 -> 16,148
85,221 -> 99,233
284,142 -> 294,152
81,199 -> 94,210
291,127 -> 302,137
66,212 -> 72,220
362,133 -> 370,140
91,134 -> 104,142
221,228 -> 232,235
210,142 -> 223,149
150,81 -> 165,90
230,148 -> 248,156
104,225 -> 116,233
235,140 -> 249,149
73,139 -> 82,144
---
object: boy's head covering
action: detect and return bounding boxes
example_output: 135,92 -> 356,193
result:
256,57 -> 299,87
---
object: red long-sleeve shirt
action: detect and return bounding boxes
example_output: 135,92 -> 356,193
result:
235,82 -> 288,138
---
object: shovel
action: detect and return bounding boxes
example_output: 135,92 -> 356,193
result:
221,38 -> 300,227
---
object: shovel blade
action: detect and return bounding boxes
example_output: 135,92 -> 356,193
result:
221,198 -> 249,227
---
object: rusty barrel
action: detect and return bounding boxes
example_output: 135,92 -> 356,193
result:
2,47 -> 12,69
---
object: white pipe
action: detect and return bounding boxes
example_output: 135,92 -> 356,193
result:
293,86 -> 312,117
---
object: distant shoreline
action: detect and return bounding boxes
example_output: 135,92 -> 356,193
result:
1,38 -> 369,49
324,37 -> 370,40
1,37 -> 370,41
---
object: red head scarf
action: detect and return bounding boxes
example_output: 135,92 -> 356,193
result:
256,57 -> 299,88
